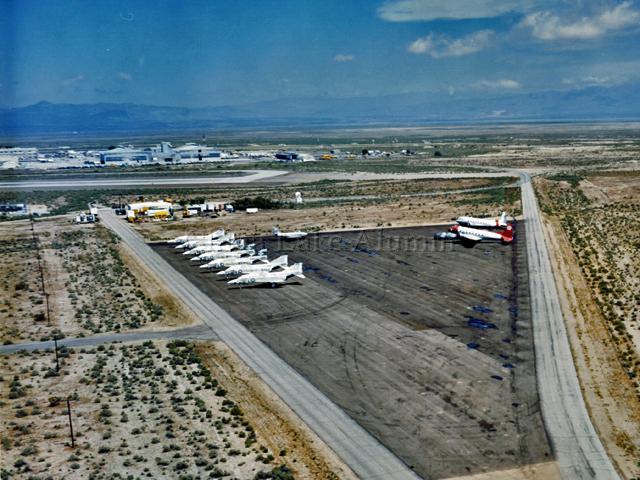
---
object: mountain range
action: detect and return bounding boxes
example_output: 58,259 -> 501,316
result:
1,85 -> 639,136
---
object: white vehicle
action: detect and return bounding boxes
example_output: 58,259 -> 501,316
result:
175,233 -> 236,250
455,212 -> 508,229
192,247 -> 259,262
228,263 -> 305,287
272,226 -> 307,240
218,255 -> 288,277
447,224 -> 514,244
168,229 -> 224,244
200,254 -> 268,270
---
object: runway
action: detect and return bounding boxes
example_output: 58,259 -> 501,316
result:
0,169 -> 288,190
520,172 -> 619,479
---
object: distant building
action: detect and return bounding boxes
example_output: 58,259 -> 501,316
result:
0,203 -> 28,216
275,151 -> 315,162
0,147 -> 38,161
99,147 -> 153,164
152,142 -> 180,162
173,143 -> 221,160
275,151 -> 299,161
99,142 -> 221,165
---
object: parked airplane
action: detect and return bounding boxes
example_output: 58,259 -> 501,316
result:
175,233 -> 236,250
200,254 -> 268,270
168,229 -> 224,244
455,212 -> 508,228
183,240 -> 247,256
228,263 -> 305,287
272,226 -> 307,240
442,224 -> 514,244
217,255 -> 288,277
192,248 -> 260,262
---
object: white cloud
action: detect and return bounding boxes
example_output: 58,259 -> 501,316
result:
522,1 -> 640,40
378,0 -> 528,21
562,75 -> 613,86
333,54 -> 355,62
408,30 -> 493,58
60,74 -> 84,87
561,60 -> 640,88
118,72 -> 133,81
476,79 -> 521,89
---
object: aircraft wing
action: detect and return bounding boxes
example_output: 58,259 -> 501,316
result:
460,233 -> 482,242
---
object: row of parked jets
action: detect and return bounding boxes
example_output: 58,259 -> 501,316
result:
434,212 -> 515,245
167,227 -> 307,287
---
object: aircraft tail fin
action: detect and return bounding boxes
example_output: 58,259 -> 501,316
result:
271,255 -> 288,267
286,262 -> 305,279
258,248 -> 268,256
272,226 -> 280,235
501,225 -> 514,242
499,212 -> 507,226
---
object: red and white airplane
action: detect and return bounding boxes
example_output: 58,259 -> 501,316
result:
455,212 -> 508,229
447,224 -> 514,244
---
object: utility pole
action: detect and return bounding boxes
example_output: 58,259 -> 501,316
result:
54,338 -> 60,372
66,398 -> 75,448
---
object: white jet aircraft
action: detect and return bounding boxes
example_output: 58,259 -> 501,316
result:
455,212 -> 508,229
175,233 -> 236,250
192,247 -> 261,262
228,263 -> 305,287
168,229 -> 224,244
200,254 -> 268,270
217,255 -> 288,277
272,226 -> 307,240
447,224 -> 514,244
183,240 -> 247,256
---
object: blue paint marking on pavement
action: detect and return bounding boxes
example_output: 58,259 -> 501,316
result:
502,363 -> 515,369
472,305 -> 493,314
467,342 -> 479,349
466,316 -> 497,330
491,375 -> 503,381
354,245 -> 379,256
494,293 -> 509,301
319,274 -> 337,284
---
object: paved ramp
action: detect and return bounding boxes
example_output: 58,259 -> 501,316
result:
100,208 -> 419,480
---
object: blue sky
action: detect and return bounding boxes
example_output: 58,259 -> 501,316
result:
1,0 -> 639,107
